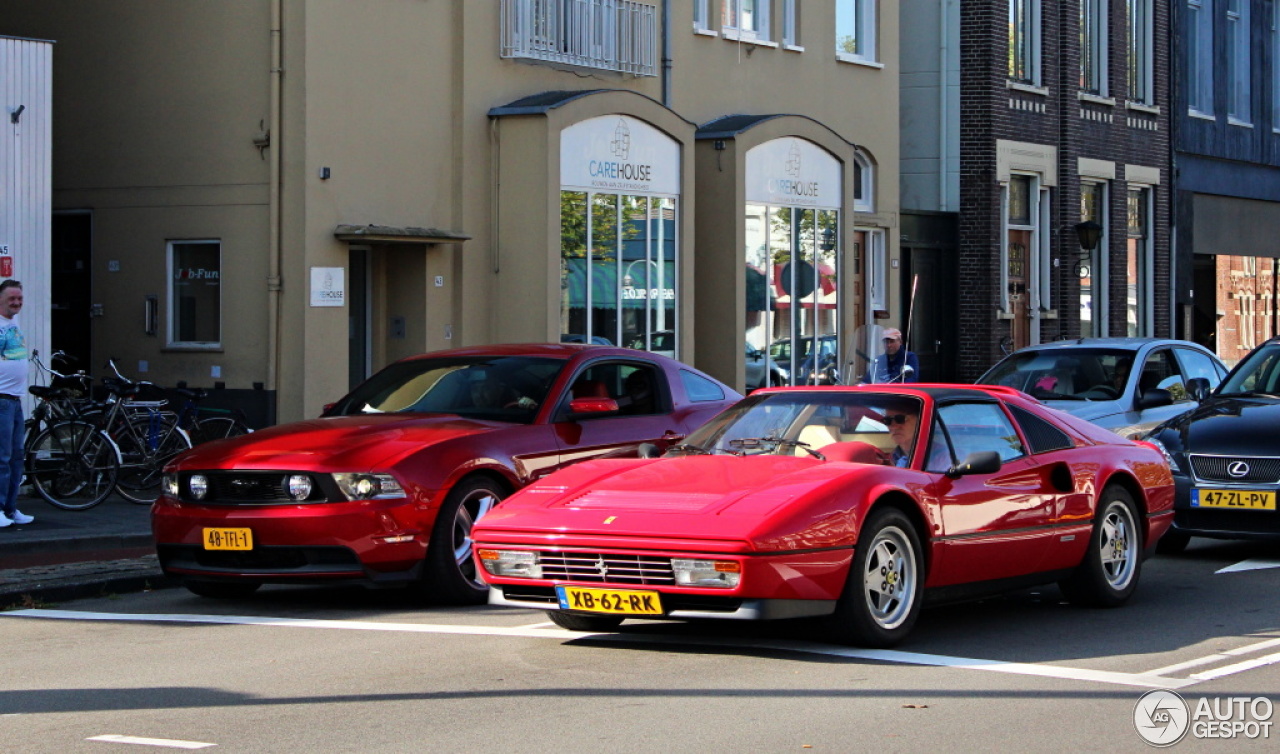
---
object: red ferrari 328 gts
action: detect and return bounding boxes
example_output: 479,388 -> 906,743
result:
474,384 -> 1175,647
152,344 -> 739,603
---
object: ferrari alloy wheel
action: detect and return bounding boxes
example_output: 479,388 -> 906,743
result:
424,476 -> 505,605
184,580 -> 262,599
1060,486 -> 1142,607
829,507 -> 923,648
546,610 -> 625,632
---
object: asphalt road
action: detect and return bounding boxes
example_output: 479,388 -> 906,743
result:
2,539 -> 1279,753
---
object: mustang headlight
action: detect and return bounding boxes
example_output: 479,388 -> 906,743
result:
477,549 -> 542,579
331,473 -> 406,501
286,474 -> 314,501
189,474 -> 209,501
162,474 -> 179,498
1143,437 -> 1184,474
672,558 -> 741,588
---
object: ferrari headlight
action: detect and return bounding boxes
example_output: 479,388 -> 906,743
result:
672,558 -> 741,588
162,474 -> 179,498
331,473 -> 406,500
189,474 -> 209,501
477,549 -> 542,578
1143,437 -> 1184,474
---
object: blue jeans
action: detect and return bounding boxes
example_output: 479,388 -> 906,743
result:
0,398 -> 24,517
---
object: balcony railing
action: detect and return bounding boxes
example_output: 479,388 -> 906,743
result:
500,0 -> 658,77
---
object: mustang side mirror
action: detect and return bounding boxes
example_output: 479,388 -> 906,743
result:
947,450 -> 1002,478
1136,387 -> 1173,411
567,396 -> 619,417
1186,377 -> 1210,403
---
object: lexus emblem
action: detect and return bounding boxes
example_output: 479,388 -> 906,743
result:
1228,461 -> 1251,478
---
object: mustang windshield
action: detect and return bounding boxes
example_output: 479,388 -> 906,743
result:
680,391 -> 924,460
326,355 -> 567,423
980,348 -> 1136,401
1218,343 -> 1280,397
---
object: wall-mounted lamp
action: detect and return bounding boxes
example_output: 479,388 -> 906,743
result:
10,105 -> 25,124
1073,220 -> 1103,274
819,227 -> 836,252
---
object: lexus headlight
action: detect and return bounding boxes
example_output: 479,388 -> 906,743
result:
672,558 -> 741,588
331,472 -> 406,500
1143,437 -> 1184,474
477,549 -> 542,578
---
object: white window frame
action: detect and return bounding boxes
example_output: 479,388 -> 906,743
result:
1189,0 -> 1216,117
864,228 -> 887,317
167,239 -> 223,349
722,0 -> 770,43
781,0 -> 800,49
1081,0 -> 1109,95
853,153 -> 874,213
1079,180 -> 1112,338
1128,0 -> 1155,105
1227,0 -> 1252,123
1009,0 -> 1042,85
836,0 -> 879,65
999,173 -> 1042,314
1126,185 -> 1155,337
694,0 -> 714,34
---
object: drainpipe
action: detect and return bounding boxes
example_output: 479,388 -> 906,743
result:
661,0 -> 672,106
266,0 -> 283,394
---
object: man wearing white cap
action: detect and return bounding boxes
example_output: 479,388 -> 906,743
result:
865,327 -> 920,384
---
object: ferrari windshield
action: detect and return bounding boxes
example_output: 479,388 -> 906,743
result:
680,391 -> 924,459
1219,342 -> 1280,396
979,348 -> 1135,401
325,355 -> 568,423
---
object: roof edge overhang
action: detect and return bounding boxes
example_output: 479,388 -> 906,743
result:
334,224 -> 471,246
696,113 -> 855,150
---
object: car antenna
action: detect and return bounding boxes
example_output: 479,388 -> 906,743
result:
899,273 -> 919,382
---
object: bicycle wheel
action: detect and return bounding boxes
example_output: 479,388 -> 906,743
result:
191,416 -> 251,444
115,415 -> 192,505
25,420 -> 121,511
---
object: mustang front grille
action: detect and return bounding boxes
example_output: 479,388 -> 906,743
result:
1189,456 -> 1280,485
538,552 -> 676,585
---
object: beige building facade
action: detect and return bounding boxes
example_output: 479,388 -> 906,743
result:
4,1 -> 900,424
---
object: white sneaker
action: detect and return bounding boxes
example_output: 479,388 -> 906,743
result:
9,510 -> 33,525
0,511 -> 11,527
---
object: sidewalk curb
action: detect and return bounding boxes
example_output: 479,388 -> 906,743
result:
0,572 -> 178,610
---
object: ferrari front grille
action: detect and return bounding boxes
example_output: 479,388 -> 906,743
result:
538,552 -> 675,585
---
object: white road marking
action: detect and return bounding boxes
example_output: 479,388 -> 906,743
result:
1145,636 -> 1280,677
1189,651 -> 1280,681
4,608 -> 1196,689
518,621 -> 559,629
1216,559 -> 1280,574
86,734 -> 215,749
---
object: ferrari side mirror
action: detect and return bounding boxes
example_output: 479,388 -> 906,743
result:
947,450 -> 1002,478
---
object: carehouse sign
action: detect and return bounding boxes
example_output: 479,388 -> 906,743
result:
561,115 -> 680,195
745,137 -> 842,208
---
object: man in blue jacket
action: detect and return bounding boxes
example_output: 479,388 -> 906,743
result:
865,328 -> 920,384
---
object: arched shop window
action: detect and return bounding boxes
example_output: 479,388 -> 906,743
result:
559,116 -> 680,355
744,138 -> 842,386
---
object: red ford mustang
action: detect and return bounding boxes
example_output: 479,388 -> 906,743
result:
153,344 -> 740,603
473,384 -> 1175,647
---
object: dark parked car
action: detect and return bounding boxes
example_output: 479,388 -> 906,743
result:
1144,337 -> 1280,553
977,338 -> 1227,436
153,344 -> 740,603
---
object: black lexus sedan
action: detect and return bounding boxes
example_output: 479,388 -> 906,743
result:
1144,337 -> 1280,553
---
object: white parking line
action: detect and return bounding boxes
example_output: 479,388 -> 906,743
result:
1189,651 -> 1280,682
1216,559 -> 1280,574
1145,636 -> 1280,677
86,734 -> 215,749
5,608 -> 1196,689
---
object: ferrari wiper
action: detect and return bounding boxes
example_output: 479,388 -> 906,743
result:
668,442 -> 712,455
727,435 -> 826,460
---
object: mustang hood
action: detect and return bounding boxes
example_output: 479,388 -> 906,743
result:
172,414 -> 502,471
479,455 -> 876,549
1162,396 -> 1280,456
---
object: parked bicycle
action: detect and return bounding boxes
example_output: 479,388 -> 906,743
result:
25,349 -> 94,450
169,381 -> 252,445
25,361 -> 193,509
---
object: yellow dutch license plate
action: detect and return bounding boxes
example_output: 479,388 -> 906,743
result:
1193,489 -> 1277,510
556,585 -> 662,615
203,527 -> 253,551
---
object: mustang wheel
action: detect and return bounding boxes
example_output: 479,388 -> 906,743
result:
1060,486 -> 1141,607
185,580 -> 262,599
424,477 -> 505,605
829,507 -> 923,648
546,611 -> 625,632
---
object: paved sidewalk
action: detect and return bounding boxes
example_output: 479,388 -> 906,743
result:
0,492 -> 172,608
